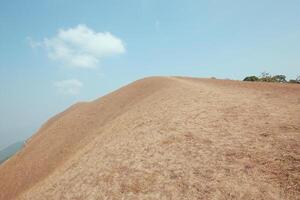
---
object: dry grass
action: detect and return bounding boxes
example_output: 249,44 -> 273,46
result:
0,76 -> 299,200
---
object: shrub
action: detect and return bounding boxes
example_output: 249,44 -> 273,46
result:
289,79 -> 298,83
243,76 -> 259,81
259,72 -> 274,82
289,76 -> 300,84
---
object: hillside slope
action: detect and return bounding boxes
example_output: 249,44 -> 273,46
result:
0,77 -> 299,200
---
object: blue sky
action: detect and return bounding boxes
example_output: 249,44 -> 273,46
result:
0,0 -> 299,148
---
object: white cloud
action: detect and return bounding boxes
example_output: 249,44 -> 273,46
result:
54,79 -> 83,95
32,24 -> 125,68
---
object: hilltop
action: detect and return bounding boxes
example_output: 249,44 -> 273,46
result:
0,77 -> 299,199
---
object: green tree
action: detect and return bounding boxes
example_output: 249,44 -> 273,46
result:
272,75 -> 287,83
243,76 -> 259,81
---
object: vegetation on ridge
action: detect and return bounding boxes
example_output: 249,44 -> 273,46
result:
243,72 -> 300,83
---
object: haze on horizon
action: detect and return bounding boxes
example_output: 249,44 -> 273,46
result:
1,0 -> 300,149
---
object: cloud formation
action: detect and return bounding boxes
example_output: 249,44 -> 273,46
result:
54,79 -> 83,95
35,24 -> 125,68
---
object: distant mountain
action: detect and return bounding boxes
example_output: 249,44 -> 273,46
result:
0,141 -> 24,164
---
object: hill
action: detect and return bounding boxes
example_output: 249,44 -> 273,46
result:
0,141 -> 24,164
0,77 -> 299,199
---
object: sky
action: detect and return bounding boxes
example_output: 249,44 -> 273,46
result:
0,0 -> 300,149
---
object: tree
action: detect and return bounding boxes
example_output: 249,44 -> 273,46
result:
243,76 -> 259,82
259,72 -> 274,82
272,75 -> 287,83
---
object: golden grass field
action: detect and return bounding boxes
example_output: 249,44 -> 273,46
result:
0,77 -> 299,199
